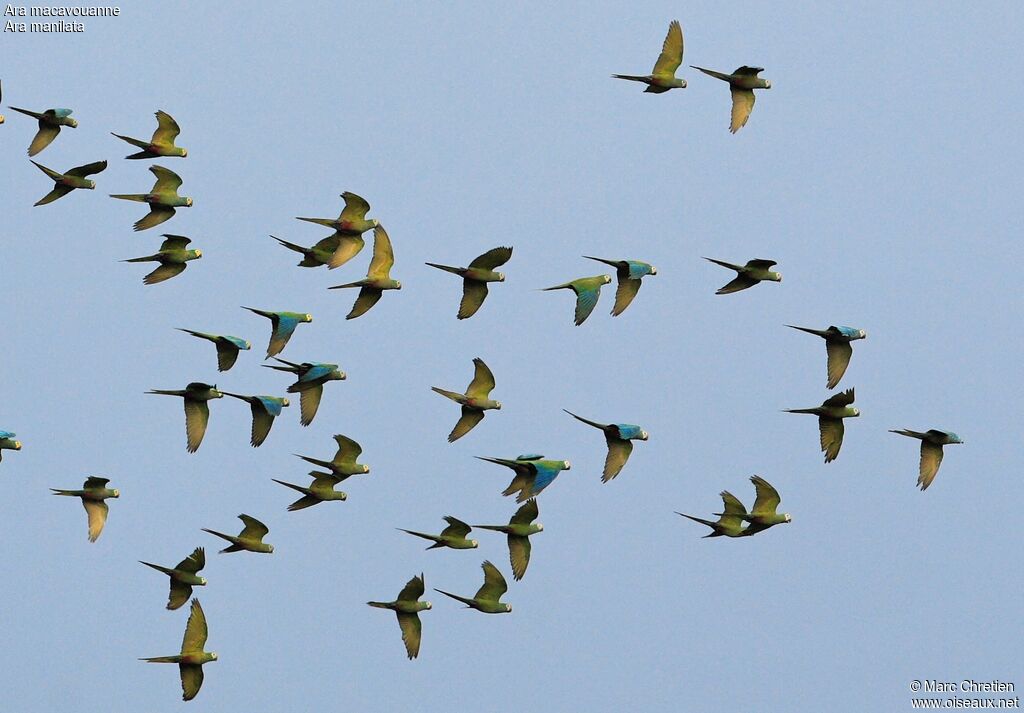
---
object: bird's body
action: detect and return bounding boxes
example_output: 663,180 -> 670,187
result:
787,325 -> 867,389
202,514 -> 274,554
890,429 -> 964,491
51,476 -> 119,542
176,329 -> 251,372
328,225 -> 401,319
112,110 -> 187,159
477,453 -> 571,502
677,490 -> 749,538
146,382 -> 223,453
705,257 -> 781,294
140,599 -> 217,701
367,573 -> 431,659
272,234 -> 341,268
294,433 -> 369,479
426,246 -> 512,319
263,357 -> 345,426
740,475 -> 792,536
273,472 -> 348,511
432,357 -> 501,442
296,191 -> 378,269
473,499 -> 543,580
691,65 -> 771,133
542,274 -> 612,325
612,20 -> 686,93
140,547 -> 207,610
221,392 -> 289,447
399,516 -> 479,550
0,431 -> 22,461
110,165 -> 192,231
582,256 -> 656,316
122,234 -> 201,285
243,307 -> 312,358
31,159 -> 107,206
563,409 -> 648,482
435,560 -> 512,614
10,106 -> 77,155
784,388 -> 859,463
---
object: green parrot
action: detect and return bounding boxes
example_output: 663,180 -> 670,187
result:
563,410 -> 648,482
140,547 -> 207,610
31,159 -> 107,206
399,516 -> 479,550
0,431 -> 22,461
676,490 -> 749,538
112,110 -> 187,159
296,191 -> 379,269
425,246 -> 512,319
242,307 -> 312,359
147,382 -> 223,453
691,65 -> 772,133
202,514 -> 274,554
434,560 -> 512,614
10,105 -> 77,155
140,599 -> 217,702
110,165 -> 192,231
293,433 -> 370,479
176,329 -> 251,372
541,274 -> 612,325
473,498 -> 543,581
263,358 -> 345,426
51,476 -> 119,542
476,454 -> 572,502
328,225 -> 401,319
582,256 -> 657,316
272,471 -> 348,511
612,20 -> 687,93
367,573 -> 432,660
740,475 -> 792,536
787,325 -> 867,389
889,429 -> 964,491
220,392 -> 289,447
122,234 -> 202,285
784,388 -> 859,463
704,257 -> 782,294
271,233 -> 341,268
431,357 -> 501,442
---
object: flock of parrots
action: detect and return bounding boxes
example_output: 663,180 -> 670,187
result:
0,19 -> 965,703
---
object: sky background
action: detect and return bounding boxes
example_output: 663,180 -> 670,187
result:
1,2 -> 1021,711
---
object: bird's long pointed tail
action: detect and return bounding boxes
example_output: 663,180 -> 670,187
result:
366,601 -> 393,609
611,74 -> 649,82
691,66 -> 732,82
147,389 -> 185,396
424,262 -> 463,275
139,561 -> 174,575
675,512 -> 717,528
397,528 -> 440,545
139,656 -> 181,664
433,589 -> 475,607
30,160 -> 63,181
271,236 -> 307,254
295,216 -> 336,228
110,193 -> 149,202
431,386 -> 465,402
9,106 -> 43,119
271,478 -> 309,495
786,325 -> 828,337
111,132 -> 149,149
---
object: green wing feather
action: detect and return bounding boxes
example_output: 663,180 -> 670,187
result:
143,263 -> 186,285
327,234 -> 365,269
153,110 -> 181,144
468,246 -> 512,270
465,358 -> 496,398
458,280 -> 489,319
612,277 -> 642,315
183,399 -> 210,453
249,402 -> 274,447
476,560 -> 508,602
167,580 -> 193,611
159,234 -> 191,251
366,225 -> 394,279
134,206 -> 176,232
918,441 -> 944,490
749,476 -> 781,515
181,599 -> 208,653
339,191 -> 371,222
818,417 -> 845,463
825,341 -> 853,389
397,574 -> 425,602
507,535 -> 531,581
176,547 -> 205,573
602,437 -> 633,482
179,664 -> 204,701
347,287 -> 383,319
150,165 -> 183,193
28,125 -> 60,156
651,20 -> 683,77
396,612 -> 422,659
83,500 -> 108,542
449,407 -> 484,442
237,514 -> 269,540
510,498 -> 538,526
333,434 -> 363,465
299,384 -> 323,426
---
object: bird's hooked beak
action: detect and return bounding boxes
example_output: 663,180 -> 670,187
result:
650,266 -> 658,275
211,653 -> 218,660
13,441 -> 21,450
181,148 -> 188,157
195,249 -> 203,257
537,523 -> 544,531
774,273 -> 783,282
640,431 -> 649,440
765,80 -> 772,89
185,197 -> 194,206
112,489 -> 121,498
603,275 -> 612,283
267,545 -> 275,553
282,399 -> 290,407
784,513 -> 792,522
859,330 -> 867,339
395,281 -> 402,289
68,118 -> 79,128
200,577 -> 208,585
362,465 -> 370,473
471,540 -> 479,547
851,408 -> 861,417
305,314 -> 313,322
505,604 -> 513,612
495,402 -> 503,409
498,273 -> 506,281
371,219 -> 380,227
86,180 -> 96,189
563,460 -> 572,470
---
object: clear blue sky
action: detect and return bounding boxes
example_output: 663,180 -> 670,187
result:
1,2 -> 1021,711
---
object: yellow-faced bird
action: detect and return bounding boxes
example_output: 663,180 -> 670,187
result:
612,20 -> 686,93
10,105 -> 77,155
147,382 -> 223,453
473,499 -> 543,581
784,388 -> 859,463
296,191 -> 379,269
31,159 -> 107,206
434,560 -> 512,614
263,357 -> 345,426
426,246 -> 512,319
691,65 -> 772,133
140,547 -> 207,610
889,429 -> 964,491
563,409 -> 648,482
110,165 -> 192,231
51,476 -> 119,542
328,225 -> 401,319
122,234 -> 202,285
431,357 -> 501,442
176,329 -> 251,372
676,490 -> 749,538
541,274 -> 612,325
112,110 -> 187,159
202,514 -> 273,554
740,476 -> 792,536
220,392 -> 290,447
367,573 -> 432,660
140,599 -> 217,701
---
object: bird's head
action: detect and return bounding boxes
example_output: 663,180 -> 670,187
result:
471,539 -> 479,548
495,401 -> 503,410
497,272 -> 506,281
0,115 -> 5,125
362,464 -> 371,473
505,604 -> 513,613
12,441 -> 21,450
304,314 -> 313,322
784,513 -> 792,523
282,398 -> 290,407
85,179 -> 96,190
850,408 -> 861,417
640,430 -> 649,441
562,460 -> 572,470
200,577 -> 208,585
180,148 -> 188,158
650,266 -> 658,275
185,197 -> 193,207
267,545 -> 275,553
335,371 -> 347,381
858,329 -> 867,339
371,219 -> 380,228
771,272 -> 782,282
193,249 -> 203,258
763,80 -> 772,89
67,118 -> 79,128
395,281 -> 402,289
602,275 -> 612,284
338,492 -> 348,501
536,523 -> 544,532
210,653 -> 218,661
243,341 -> 252,350
112,489 -> 121,498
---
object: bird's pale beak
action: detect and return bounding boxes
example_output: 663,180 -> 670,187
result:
13,441 -> 21,450
181,149 -> 188,157
186,197 -> 193,206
